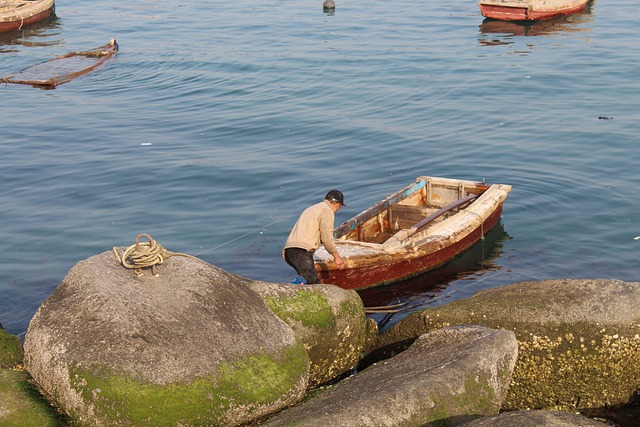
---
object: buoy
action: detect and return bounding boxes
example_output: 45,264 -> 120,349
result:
323,0 -> 335,10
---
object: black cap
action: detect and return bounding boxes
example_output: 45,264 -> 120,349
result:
325,190 -> 346,206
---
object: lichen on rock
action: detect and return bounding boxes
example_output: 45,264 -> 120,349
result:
373,279 -> 640,414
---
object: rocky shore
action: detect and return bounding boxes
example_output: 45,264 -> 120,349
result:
2,250 -> 638,426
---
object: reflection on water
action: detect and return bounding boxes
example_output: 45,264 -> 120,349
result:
0,13 -> 61,51
358,221 -> 512,331
478,6 -> 594,44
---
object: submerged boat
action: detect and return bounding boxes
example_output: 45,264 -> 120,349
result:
0,0 -> 55,33
478,0 -> 589,21
314,176 -> 512,290
1,39 -> 118,88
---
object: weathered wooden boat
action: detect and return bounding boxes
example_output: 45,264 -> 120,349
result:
478,0 -> 589,21
313,176 -> 512,290
0,0 -> 55,33
1,39 -> 118,88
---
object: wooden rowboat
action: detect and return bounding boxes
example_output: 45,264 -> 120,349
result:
314,176 -> 512,290
1,39 -> 118,88
0,0 -> 55,33
478,0 -> 589,21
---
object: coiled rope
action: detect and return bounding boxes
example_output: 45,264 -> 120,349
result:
113,233 -> 195,277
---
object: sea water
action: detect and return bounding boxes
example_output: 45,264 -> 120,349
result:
1,0 -> 639,335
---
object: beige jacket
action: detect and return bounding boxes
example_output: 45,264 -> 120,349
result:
284,200 -> 338,255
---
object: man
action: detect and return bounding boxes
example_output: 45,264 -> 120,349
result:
283,190 -> 346,284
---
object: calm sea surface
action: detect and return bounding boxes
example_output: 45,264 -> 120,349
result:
1,0 -> 638,336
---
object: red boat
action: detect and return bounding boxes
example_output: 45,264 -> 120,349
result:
0,0 -> 55,33
478,0 -> 589,21
314,176 -> 512,290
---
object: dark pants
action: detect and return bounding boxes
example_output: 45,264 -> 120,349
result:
284,248 -> 319,284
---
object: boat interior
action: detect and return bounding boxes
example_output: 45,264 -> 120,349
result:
335,178 -> 488,245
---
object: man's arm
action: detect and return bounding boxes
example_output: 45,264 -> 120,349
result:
319,208 -> 344,268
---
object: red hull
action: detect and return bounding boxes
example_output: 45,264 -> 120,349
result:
319,203 -> 504,290
0,5 -> 53,33
479,0 -> 588,21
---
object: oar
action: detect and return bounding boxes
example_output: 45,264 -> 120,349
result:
364,302 -> 408,310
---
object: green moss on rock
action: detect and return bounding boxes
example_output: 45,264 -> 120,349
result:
68,343 -> 308,426
262,287 -> 367,389
338,298 -> 363,319
264,289 -> 335,329
382,371 -> 499,427
0,328 -> 23,369
0,369 -> 67,426
457,373 -> 495,410
217,345 -> 309,406
423,373 -> 498,426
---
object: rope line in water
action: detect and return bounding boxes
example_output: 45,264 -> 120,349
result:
193,214 -> 292,256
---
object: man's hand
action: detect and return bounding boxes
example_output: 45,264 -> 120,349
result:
332,253 -> 345,268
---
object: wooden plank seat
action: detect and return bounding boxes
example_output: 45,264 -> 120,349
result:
384,194 -> 479,245
388,203 -> 434,230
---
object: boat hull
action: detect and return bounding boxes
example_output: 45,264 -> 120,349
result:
478,0 -> 589,21
0,0 -> 55,32
318,203 -> 504,290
